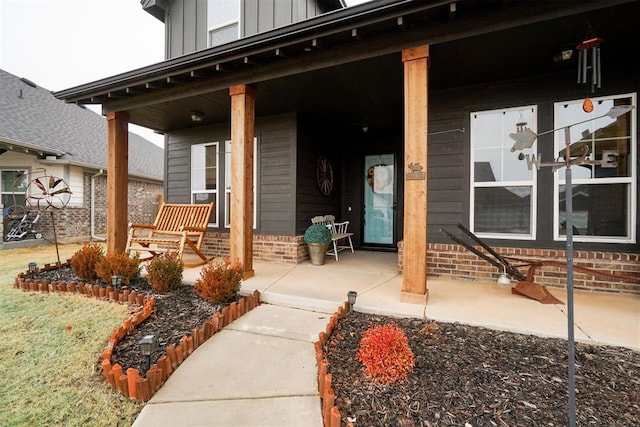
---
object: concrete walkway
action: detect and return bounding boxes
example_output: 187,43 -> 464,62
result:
134,250 -> 639,426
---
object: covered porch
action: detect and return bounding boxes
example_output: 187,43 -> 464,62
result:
55,0 -> 639,302
181,250 -> 639,350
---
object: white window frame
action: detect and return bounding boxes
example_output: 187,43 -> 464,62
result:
207,0 -> 240,48
1,169 -> 28,208
190,142 -> 219,227
224,138 -> 258,229
552,93 -> 636,244
470,105 -> 538,240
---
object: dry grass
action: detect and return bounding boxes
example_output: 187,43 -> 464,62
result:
0,242 -> 143,426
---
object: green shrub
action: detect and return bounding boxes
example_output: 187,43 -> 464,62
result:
304,223 -> 331,244
70,243 -> 104,281
195,257 -> 243,304
95,252 -> 140,285
356,323 -> 415,384
145,252 -> 184,294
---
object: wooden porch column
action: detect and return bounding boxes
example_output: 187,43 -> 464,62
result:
229,84 -> 255,278
401,46 -> 429,304
106,112 -> 129,254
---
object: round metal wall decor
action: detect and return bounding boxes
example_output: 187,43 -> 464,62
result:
316,155 -> 334,196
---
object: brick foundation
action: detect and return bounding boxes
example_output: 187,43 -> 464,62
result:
201,232 -> 308,264
4,173 -> 162,244
397,241 -> 640,295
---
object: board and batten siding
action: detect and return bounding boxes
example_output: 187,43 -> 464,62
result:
165,0 -> 335,59
241,0 -> 332,37
165,0 -> 208,59
165,113 -> 298,236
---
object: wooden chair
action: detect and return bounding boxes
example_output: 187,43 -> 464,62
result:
311,214 -> 354,261
125,202 -> 214,268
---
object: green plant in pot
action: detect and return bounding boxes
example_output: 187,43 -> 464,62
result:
304,223 -> 332,266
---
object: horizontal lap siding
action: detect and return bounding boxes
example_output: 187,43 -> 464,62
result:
258,114 -> 297,235
295,120 -> 341,234
428,66 -> 639,253
427,106 -> 466,242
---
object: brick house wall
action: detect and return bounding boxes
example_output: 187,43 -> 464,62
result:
34,173 -> 162,243
397,241 -> 640,295
201,232 -> 308,264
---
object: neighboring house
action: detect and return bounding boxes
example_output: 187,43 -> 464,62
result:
56,0 -> 638,297
0,69 -> 164,245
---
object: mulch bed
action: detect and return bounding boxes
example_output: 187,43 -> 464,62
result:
34,266 -> 221,375
35,267 -> 640,425
325,312 -> 640,426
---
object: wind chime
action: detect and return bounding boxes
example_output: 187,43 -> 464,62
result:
576,37 -> 603,112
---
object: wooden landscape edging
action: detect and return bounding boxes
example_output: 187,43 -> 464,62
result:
14,262 -> 261,402
314,302 -> 350,427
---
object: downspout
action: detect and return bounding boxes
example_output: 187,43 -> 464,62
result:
91,169 -> 106,241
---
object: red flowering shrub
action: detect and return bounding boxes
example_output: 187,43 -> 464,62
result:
356,323 -> 415,384
195,257 -> 243,304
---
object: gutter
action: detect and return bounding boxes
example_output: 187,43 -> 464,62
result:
91,169 -> 106,241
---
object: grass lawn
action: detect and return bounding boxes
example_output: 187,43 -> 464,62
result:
0,242 -> 143,426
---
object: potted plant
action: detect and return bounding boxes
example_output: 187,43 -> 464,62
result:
304,223 -> 332,266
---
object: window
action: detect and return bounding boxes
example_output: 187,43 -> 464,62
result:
1,169 -> 28,215
191,143 -> 219,227
553,94 -> 636,243
224,138 -> 258,228
207,0 -> 239,48
470,106 -> 537,238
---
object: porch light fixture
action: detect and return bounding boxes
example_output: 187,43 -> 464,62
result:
111,275 -> 123,287
28,262 -> 37,277
509,103 -> 634,427
497,265 -> 511,287
138,334 -> 159,372
347,290 -> 357,313
190,110 -> 204,123
553,49 -> 574,64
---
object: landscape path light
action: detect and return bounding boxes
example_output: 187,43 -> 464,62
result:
28,262 -> 37,277
347,290 -> 357,313
138,334 -> 159,372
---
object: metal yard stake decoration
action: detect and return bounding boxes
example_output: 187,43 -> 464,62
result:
509,104 -> 634,427
9,168 -> 72,276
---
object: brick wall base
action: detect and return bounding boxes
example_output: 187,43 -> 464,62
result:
202,232 -> 308,264
4,173 -> 162,244
397,241 -> 640,295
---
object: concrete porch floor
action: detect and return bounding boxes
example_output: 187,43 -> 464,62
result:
184,250 -> 639,351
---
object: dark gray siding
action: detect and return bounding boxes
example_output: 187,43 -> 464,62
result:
165,113 -> 298,235
258,113 -> 297,235
165,0 -> 335,58
242,0 -> 329,37
165,122 -> 229,203
166,0 -> 207,59
428,65 -> 639,253
295,118 -> 341,234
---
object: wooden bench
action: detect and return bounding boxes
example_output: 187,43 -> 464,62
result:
311,215 -> 354,261
125,202 -> 214,268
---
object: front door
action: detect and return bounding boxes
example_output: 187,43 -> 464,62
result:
363,154 -> 396,247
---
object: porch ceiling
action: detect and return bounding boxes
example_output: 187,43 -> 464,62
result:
54,0 -> 637,134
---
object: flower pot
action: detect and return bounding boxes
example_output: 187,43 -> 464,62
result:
307,242 -> 330,266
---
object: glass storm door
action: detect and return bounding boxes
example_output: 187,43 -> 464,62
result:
363,154 -> 395,246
